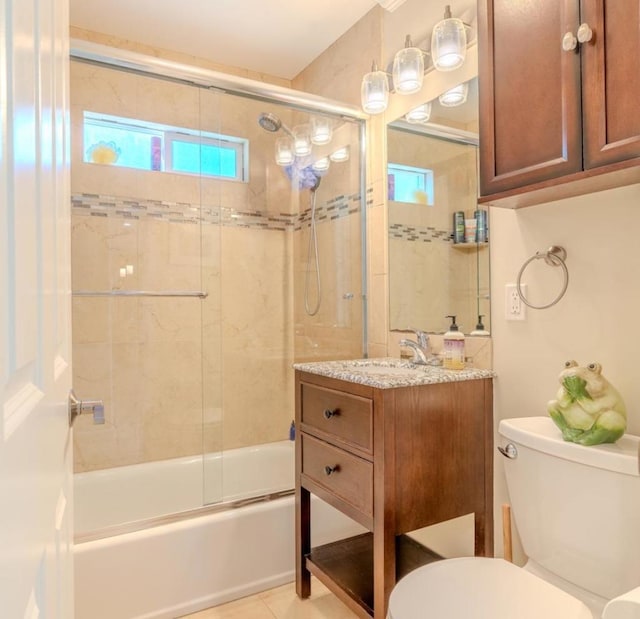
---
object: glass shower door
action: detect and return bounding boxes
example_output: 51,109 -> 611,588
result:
71,60 -> 221,535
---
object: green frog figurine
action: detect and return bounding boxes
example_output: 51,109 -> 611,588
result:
547,360 -> 627,446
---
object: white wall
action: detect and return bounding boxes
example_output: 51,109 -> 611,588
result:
490,182 -> 640,559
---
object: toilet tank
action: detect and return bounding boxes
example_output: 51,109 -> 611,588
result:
499,416 -> 640,601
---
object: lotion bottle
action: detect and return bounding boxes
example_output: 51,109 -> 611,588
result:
443,315 -> 465,370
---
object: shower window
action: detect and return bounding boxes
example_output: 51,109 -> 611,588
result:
83,111 -> 248,181
387,163 -> 434,205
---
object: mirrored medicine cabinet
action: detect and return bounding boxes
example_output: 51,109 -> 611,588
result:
386,77 -> 491,336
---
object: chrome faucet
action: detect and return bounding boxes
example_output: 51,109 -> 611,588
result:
399,329 -> 430,365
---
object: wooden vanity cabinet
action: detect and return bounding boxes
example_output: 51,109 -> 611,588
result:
295,370 -> 493,619
478,0 -> 640,207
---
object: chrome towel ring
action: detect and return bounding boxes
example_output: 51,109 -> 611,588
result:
516,245 -> 568,309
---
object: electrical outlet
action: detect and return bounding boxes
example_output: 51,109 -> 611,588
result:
505,284 -> 526,321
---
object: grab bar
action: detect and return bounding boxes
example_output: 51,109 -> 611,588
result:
73,290 -> 209,299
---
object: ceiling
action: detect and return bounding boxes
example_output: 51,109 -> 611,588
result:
69,0 -> 380,80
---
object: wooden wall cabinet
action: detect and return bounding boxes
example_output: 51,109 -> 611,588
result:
478,0 -> 640,208
294,370 -> 493,619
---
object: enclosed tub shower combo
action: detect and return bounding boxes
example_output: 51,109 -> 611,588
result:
70,40 -> 367,619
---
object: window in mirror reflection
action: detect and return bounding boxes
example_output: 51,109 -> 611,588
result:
387,163 -> 434,205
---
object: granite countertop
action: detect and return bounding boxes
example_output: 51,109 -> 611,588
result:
293,358 -> 495,390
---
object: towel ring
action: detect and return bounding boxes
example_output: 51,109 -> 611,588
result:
516,246 -> 568,310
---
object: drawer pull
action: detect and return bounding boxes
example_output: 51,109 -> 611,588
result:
323,408 -> 340,419
324,464 -> 340,476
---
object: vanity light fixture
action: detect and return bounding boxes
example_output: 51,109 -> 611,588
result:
439,81 -> 468,107
405,102 -> 432,123
292,124 -> 312,157
310,116 -> 332,145
431,5 -> 467,71
329,146 -> 350,163
392,35 -> 425,95
275,136 -> 294,166
361,61 -> 390,114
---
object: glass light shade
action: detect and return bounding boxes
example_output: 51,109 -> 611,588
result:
361,70 -> 389,114
405,102 -> 432,123
439,82 -> 468,107
312,156 -> 330,172
329,146 -> 349,163
431,14 -> 467,71
392,45 -> 424,94
275,137 -> 294,166
292,124 -> 312,157
311,117 -> 332,145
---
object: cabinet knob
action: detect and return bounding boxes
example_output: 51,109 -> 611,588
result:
324,464 -> 340,476
577,22 -> 593,44
562,31 -> 578,52
323,408 -> 339,419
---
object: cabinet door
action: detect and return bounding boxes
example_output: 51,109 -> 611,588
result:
479,0 -> 583,195
581,0 -> 640,168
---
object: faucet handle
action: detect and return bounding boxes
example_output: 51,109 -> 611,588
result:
408,328 -> 429,349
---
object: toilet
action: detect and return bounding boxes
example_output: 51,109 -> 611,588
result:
387,416 -> 640,618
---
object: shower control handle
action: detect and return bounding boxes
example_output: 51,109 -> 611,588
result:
68,390 -> 106,426
323,408 -> 340,420
324,464 -> 340,476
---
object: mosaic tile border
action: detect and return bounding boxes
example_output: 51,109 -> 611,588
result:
72,192 -> 362,231
388,222 -> 452,243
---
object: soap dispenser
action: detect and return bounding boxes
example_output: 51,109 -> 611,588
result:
443,315 -> 465,370
470,315 -> 490,336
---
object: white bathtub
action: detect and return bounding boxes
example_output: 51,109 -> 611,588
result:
74,441 -> 364,619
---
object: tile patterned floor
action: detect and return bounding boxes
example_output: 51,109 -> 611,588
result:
180,577 -> 359,619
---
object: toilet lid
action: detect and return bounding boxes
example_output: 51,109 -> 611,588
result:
388,558 -> 593,619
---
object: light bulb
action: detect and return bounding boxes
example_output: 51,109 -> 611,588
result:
405,102 -> 432,123
361,63 -> 389,114
431,6 -> 467,71
330,146 -> 349,163
312,156 -> 330,172
292,124 -> 312,157
275,137 -> 294,166
392,36 -> 424,94
311,117 -> 332,145
439,82 -> 468,107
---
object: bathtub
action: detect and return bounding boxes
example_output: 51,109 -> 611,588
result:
74,440 -> 365,619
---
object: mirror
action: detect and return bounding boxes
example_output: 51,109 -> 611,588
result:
387,77 -> 490,336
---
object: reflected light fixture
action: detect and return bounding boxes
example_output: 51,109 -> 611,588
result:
405,102 -> 432,123
275,136 -> 294,166
312,156 -> 330,172
292,124 -> 312,157
431,5 -> 467,71
392,35 -> 424,94
439,82 -> 468,107
310,117 -> 332,145
361,61 -> 389,114
330,146 -> 350,162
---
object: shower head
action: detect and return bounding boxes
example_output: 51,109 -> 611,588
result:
258,112 -> 281,133
258,112 -> 294,137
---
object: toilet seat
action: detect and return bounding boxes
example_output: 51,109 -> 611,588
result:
388,557 -> 593,619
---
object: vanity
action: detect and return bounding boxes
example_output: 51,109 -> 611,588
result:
294,359 -> 494,619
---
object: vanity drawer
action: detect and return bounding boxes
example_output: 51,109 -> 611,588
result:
301,433 -> 373,517
300,382 -> 372,453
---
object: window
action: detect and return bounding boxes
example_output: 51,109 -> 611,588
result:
387,163 -> 434,205
83,112 -> 248,182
